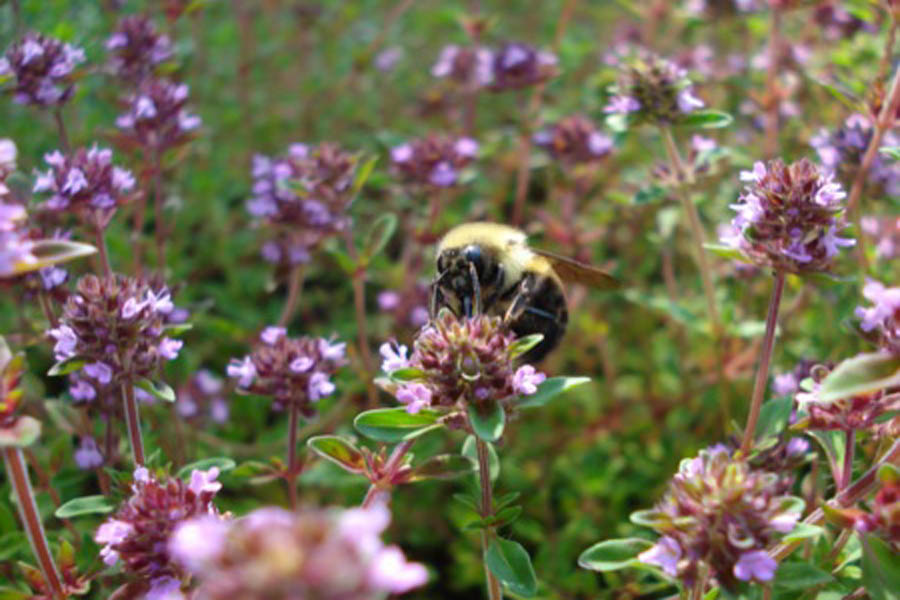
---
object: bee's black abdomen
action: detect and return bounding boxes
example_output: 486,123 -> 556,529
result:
509,274 -> 568,363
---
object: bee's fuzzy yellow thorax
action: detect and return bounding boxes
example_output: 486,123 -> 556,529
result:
438,222 -> 537,285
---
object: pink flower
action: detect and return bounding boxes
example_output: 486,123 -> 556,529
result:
308,371 -> 335,401
260,326 -> 286,345
733,550 -> 777,582
168,515 -> 229,572
396,383 -> 432,414
189,467 -> 222,496
638,536 -> 682,576
48,324 -> 78,360
145,576 -> 184,600
158,337 -> 183,360
318,338 -> 346,362
83,361 -> 113,385
95,519 -> 134,565
227,356 -> 256,387
512,365 -> 546,395
368,546 -> 429,592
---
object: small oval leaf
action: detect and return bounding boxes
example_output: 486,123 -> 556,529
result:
362,213 -> 397,261
508,334 -> 544,360
0,416 -> 41,449
517,376 -> 591,409
817,352 -> 900,403
353,408 -> 443,442
486,538 -> 538,597
467,402 -> 505,442
47,357 -> 86,377
135,379 -> 176,403
679,109 -> 733,129
175,457 -> 236,479
578,538 -> 653,572
408,454 -> 473,482
306,436 -> 366,474
55,495 -> 115,518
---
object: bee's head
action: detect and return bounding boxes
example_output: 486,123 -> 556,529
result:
435,244 -> 500,316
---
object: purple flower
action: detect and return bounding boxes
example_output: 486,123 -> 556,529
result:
772,372 -> 799,397
489,42 -> 557,91
431,45 -> 493,88
512,365 -> 546,395
604,95 -> 641,114
145,576 -> 184,600
48,324 -> 78,360
391,134 -> 479,188
733,550 -> 777,582
676,88 -> 704,113
117,78 -> 201,152
226,356 -> 256,387
379,341 -> 410,372
189,467 -> 222,496
854,279 -> 900,354
785,437 -> 809,457
69,377 -> 96,401
429,162 -> 457,187
638,536 -> 682,576
83,361 -> 113,385
260,326 -> 286,345
391,144 -> 413,163
534,115 -> 615,165
74,436 -> 104,470
106,15 -> 172,81
158,338 -> 183,360
95,519 -> 134,565
1,33 -> 84,107
691,135 -> 717,153
396,383 -> 432,414
289,356 -> 313,373
307,372 -> 335,401
318,338 -> 346,362
39,266 -> 67,290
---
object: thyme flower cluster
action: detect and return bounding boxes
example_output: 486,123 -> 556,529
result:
636,446 -> 802,588
116,78 -> 202,151
47,274 -> 183,387
169,503 -> 427,600
721,158 -> 854,273
95,467 -> 223,598
378,311 -> 546,415
604,52 -> 705,125
533,115 -> 614,165
0,32 -> 85,107
33,146 -> 135,224
106,15 -> 173,82
390,134 -> 478,188
247,142 -> 358,266
855,279 -> 900,355
227,326 -> 345,415
431,45 -> 493,89
431,41 -> 556,91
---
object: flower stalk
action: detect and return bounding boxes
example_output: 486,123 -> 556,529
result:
121,381 -> 145,465
740,270 -> 785,454
3,446 -> 65,600
660,126 -> 721,338
476,438 -> 502,600
360,439 -> 416,509
285,400 -> 300,509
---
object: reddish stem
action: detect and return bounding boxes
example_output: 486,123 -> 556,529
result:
3,447 -> 65,600
277,265 -> 305,328
121,381 -> 145,466
285,401 -> 300,510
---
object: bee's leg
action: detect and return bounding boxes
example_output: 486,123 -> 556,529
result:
503,275 -> 534,323
468,262 -> 482,316
429,280 -> 440,319
481,264 -> 505,313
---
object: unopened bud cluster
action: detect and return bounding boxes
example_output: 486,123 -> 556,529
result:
169,503 -> 427,600
227,326 -> 345,415
48,274 -> 183,386
106,15 -> 173,82
604,52 -> 705,125
637,446 -> 802,588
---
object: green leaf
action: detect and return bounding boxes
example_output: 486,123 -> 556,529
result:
0,587 -> 31,600
461,434 -> 499,482
0,417 -> 41,449
407,454 -> 472,481
361,213 -> 397,261
782,523 -> 825,544
388,367 -> 427,381
175,457 -> 236,478
817,352 -> 900,403
633,185 -> 667,205
507,334 -> 544,360
861,534 -> 900,600
704,243 -> 750,263
879,146 -> 900,161
47,357 -> 86,377
517,376 -> 591,409
55,494 -> 115,518
486,538 -> 538,597
351,155 -> 378,200
704,588 -> 720,600
134,379 -> 176,403
754,396 -> 794,441
306,436 -> 367,474
163,323 -> 193,336
578,538 -> 653,571
679,109 -> 733,129
467,402 -> 505,442
629,509 -> 668,528
773,562 -> 834,590
353,408 -> 443,442
605,113 -> 629,132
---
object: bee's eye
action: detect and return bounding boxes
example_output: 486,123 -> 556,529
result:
463,245 -> 484,275
436,255 -> 446,272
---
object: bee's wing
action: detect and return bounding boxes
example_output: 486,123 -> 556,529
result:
530,248 -> 620,290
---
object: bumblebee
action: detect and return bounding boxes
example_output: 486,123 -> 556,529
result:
431,222 -> 619,362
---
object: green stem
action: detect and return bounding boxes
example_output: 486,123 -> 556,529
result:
476,439 -> 502,600
285,401 -> 300,510
3,447 -> 65,600
740,270 -> 785,454
277,265 -> 305,328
